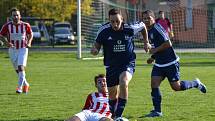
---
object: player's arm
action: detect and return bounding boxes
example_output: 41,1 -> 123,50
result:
140,25 -> 151,53
0,24 -> 13,47
26,32 -> 33,48
150,40 -> 172,54
91,42 -> 101,55
167,18 -> 174,38
166,18 -> 173,32
82,94 -> 92,110
132,22 -> 150,52
91,25 -> 104,55
169,23 -> 174,38
26,24 -> 33,48
0,35 -> 13,47
0,35 -> 7,44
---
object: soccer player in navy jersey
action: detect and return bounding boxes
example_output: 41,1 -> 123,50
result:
142,10 -> 207,117
66,74 -> 113,121
91,8 -> 150,119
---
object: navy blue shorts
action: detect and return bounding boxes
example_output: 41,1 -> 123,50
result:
151,62 -> 180,82
106,62 -> 135,87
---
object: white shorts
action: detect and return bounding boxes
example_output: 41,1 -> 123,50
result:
8,47 -> 28,70
75,110 -> 107,121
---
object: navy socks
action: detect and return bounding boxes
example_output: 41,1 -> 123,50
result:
109,99 -> 117,115
115,98 -> 127,118
151,88 -> 162,112
180,80 -> 198,90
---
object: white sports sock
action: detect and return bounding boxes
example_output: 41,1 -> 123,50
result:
18,71 -> 29,89
18,71 -> 24,89
24,80 -> 29,86
22,71 -> 29,86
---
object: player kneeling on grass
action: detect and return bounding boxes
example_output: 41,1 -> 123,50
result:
142,10 -> 207,117
66,74 -> 113,121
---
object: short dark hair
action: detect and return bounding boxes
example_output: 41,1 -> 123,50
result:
143,10 -> 155,18
10,8 -> 20,15
108,8 -> 121,17
94,74 -> 105,85
159,10 -> 164,14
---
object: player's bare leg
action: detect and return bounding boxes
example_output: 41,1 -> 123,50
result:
108,86 -> 119,100
114,71 -> 132,118
119,71 -> 132,99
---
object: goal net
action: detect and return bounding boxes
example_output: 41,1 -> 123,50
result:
80,0 -> 145,59
80,0 -> 215,59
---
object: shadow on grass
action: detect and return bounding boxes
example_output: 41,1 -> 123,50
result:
123,115 -> 135,120
136,62 -> 215,67
138,115 -> 161,119
180,62 -> 215,67
0,93 -> 18,96
138,115 -> 146,119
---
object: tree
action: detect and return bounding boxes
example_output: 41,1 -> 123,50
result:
81,0 -> 95,16
18,0 -> 76,21
17,0 -> 95,22
0,0 -> 20,26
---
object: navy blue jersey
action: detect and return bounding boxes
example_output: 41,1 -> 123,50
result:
96,22 -> 145,66
148,23 -> 179,67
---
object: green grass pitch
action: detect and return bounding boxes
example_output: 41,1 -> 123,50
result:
0,52 -> 215,121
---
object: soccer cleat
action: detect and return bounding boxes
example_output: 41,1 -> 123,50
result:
23,85 -> 30,93
195,78 -> 207,93
145,110 -> 163,117
16,88 -> 22,94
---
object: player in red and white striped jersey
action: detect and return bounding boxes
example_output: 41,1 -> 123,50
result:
0,8 -> 33,94
66,74 -> 113,121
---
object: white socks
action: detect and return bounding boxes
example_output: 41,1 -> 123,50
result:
18,71 -> 29,89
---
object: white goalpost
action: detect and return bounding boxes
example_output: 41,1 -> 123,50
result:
77,0 -> 81,59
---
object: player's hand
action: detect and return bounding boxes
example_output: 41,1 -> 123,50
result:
27,43 -> 31,48
169,31 -> 174,38
147,57 -> 154,64
149,48 -> 157,54
144,43 -> 151,53
91,48 -> 99,55
7,42 -> 14,48
0,40 -> 3,46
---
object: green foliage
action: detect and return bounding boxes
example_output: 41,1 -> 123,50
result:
81,0 -> 95,16
0,0 -> 20,26
18,0 -> 77,21
0,0 -> 95,24
0,52 -> 215,120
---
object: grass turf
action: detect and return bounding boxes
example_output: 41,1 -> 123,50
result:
0,52 -> 215,121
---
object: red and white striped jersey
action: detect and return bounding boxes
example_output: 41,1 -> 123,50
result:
83,92 -> 112,118
0,21 -> 32,49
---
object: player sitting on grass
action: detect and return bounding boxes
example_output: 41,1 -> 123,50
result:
66,74 -> 113,121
